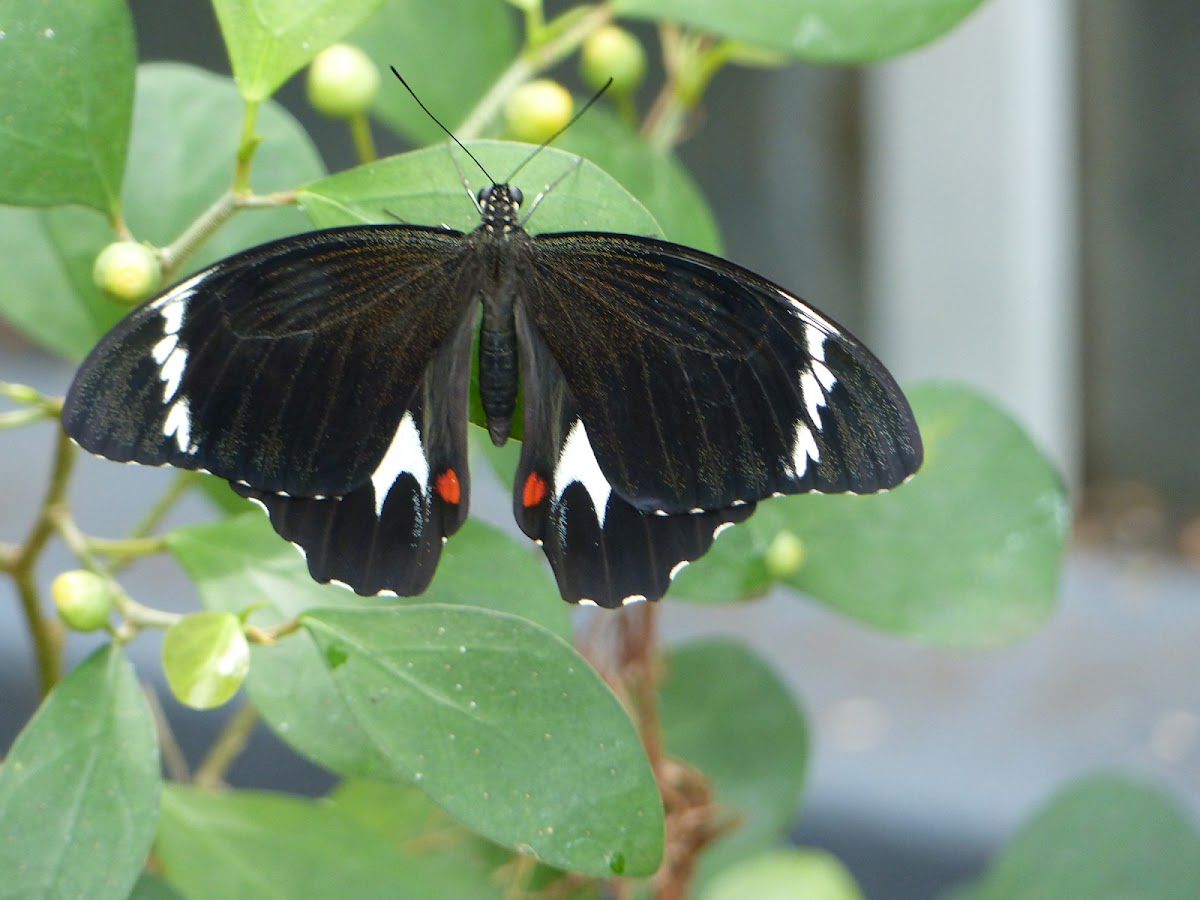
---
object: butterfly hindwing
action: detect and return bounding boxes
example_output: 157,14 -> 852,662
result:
230,298 -> 477,596
63,225 -> 480,498
522,232 -> 923,514
513,311 -> 754,607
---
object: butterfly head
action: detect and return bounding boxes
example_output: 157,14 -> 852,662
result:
478,184 -> 524,234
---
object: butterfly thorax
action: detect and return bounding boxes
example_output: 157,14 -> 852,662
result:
475,183 -> 530,446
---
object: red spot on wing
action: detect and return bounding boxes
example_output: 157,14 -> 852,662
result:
522,472 -> 548,508
435,468 -> 461,504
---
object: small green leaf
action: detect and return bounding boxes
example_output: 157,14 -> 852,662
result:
299,140 -> 662,238
614,0 -> 988,63
162,611 -> 251,709
0,62 -> 325,361
302,605 -> 665,877
958,775 -> 1200,900
0,0 -> 135,212
0,646 -> 160,900
355,0 -> 518,144
212,0 -> 386,103
157,785 -> 496,899
677,384 -> 1069,646
659,639 -> 808,884
702,848 -> 864,900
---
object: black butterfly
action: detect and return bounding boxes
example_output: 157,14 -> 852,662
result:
63,151 -> 921,608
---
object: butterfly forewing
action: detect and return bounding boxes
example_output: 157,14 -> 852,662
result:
63,226 -> 480,499
520,232 -> 923,514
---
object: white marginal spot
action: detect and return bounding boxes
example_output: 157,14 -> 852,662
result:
370,412 -> 428,517
811,359 -> 837,392
151,334 -> 176,364
790,421 -> 820,478
669,560 -> 690,581
554,419 -> 613,527
800,368 -> 826,427
149,270 -> 206,311
160,346 -> 187,401
804,324 -> 828,363
161,297 -> 186,335
578,598 -> 598,608
712,522 -> 736,540
162,398 -> 192,452
621,594 -> 648,606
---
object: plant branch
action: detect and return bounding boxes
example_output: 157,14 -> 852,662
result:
8,426 -> 77,694
455,4 -> 613,140
194,701 -> 260,789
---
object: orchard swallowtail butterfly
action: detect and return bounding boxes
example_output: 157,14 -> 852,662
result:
63,81 -> 922,609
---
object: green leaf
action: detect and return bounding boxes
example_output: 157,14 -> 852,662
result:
302,605 -> 664,877
0,646 -> 160,900
167,512 -> 569,780
212,0 -> 386,103
0,62 -> 325,361
957,775 -> 1200,900
355,0 -> 518,144
162,611 -> 251,709
0,0 -> 135,212
701,848 -> 864,900
157,785 -> 496,899
659,639 -> 808,885
299,140 -> 663,237
676,384 -> 1069,646
556,105 -> 723,253
614,0 -> 988,63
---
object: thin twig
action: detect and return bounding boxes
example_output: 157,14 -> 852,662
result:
194,701 -> 260,790
10,426 -> 76,694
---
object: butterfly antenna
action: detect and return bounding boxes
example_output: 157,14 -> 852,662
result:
390,67 -> 495,184
503,78 -> 613,184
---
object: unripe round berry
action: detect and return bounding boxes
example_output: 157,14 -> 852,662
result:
92,241 -> 161,304
52,570 -> 114,632
504,79 -> 574,144
765,530 -> 806,579
307,43 -> 380,118
580,25 -> 647,94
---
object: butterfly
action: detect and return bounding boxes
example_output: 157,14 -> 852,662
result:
63,84 -> 921,608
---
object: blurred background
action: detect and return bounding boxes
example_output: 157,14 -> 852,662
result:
2,0 -> 1198,896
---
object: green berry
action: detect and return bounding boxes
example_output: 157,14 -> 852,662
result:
764,530 -> 806,579
307,43 -> 380,118
504,79 -> 574,144
92,241 -> 161,304
580,25 -> 647,94
52,570 -> 113,632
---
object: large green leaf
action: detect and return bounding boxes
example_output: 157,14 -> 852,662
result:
614,0 -> 988,62
157,785 -> 495,899
212,0 -> 385,103
674,384 -> 1068,647
302,605 -> 664,877
957,775 -> 1200,900
0,646 -> 160,900
659,639 -> 808,886
299,139 -> 662,237
0,62 -> 325,361
0,0 -> 134,212
701,848 -> 864,900
167,512 -> 569,780
355,0 -> 518,144
556,105 -> 722,253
